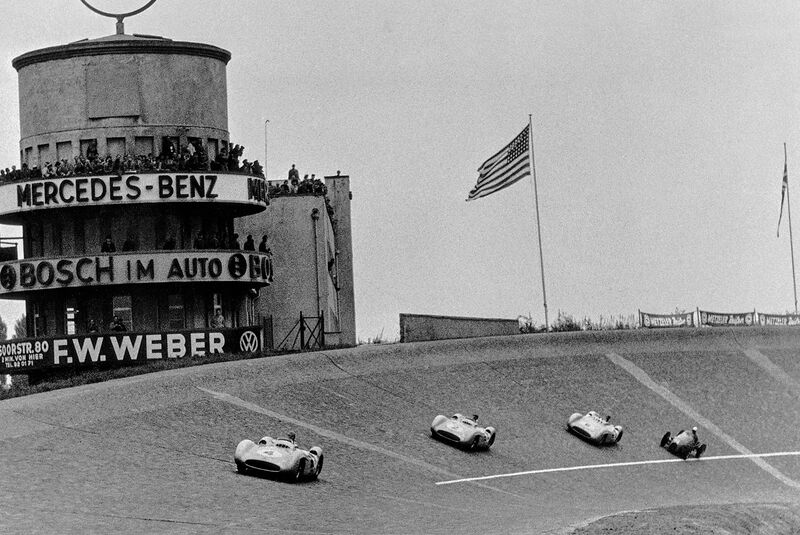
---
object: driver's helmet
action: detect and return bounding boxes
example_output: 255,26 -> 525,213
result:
287,432 -> 296,443
692,427 -> 697,432
471,414 -> 479,422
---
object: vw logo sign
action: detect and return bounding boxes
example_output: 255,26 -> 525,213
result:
239,331 -> 259,352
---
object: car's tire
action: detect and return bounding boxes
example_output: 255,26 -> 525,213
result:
682,450 -> 690,460
314,454 -> 324,478
660,432 -> 671,448
668,442 -> 677,453
469,436 -> 480,451
696,444 -> 706,459
431,427 -> 437,438
295,459 -> 306,482
488,431 -> 496,447
615,429 -> 623,443
235,461 -> 247,474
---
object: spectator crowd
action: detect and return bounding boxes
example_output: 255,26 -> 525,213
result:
0,139 -> 264,183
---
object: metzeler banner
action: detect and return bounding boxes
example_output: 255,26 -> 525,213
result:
639,311 -> 695,328
697,309 -> 754,327
0,327 -> 262,374
758,313 -> 800,326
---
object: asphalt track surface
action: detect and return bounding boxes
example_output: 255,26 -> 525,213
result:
1,327 -> 799,534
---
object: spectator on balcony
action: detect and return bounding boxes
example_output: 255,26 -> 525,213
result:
252,160 -> 264,177
110,316 -> 127,332
193,232 -> 206,249
86,141 -> 98,161
258,234 -> 269,253
207,232 -> 220,249
243,234 -> 255,251
163,235 -> 176,249
101,235 -> 116,253
211,310 -> 226,329
87,319 -> 99,333
230,233 -> 241,250
288,164 -> 299,182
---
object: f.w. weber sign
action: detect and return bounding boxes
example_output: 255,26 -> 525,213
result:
0,327 -> 262,373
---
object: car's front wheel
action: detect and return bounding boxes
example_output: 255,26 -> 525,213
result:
696,444 -> 706,459
295,459 -> 306,482
615,429 -> 623,443
660,432 -> 671,448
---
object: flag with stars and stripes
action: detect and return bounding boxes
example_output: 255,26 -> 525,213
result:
467,125 -> 531,201
778,158 -> 788,237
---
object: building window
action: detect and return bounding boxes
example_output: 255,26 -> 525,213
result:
56,141 -> 72,162
168,294 -> 185,331
106,137 -> 126,158
112,295 -> 133,331
135,136 -> 154,157
37,144 -> 51,167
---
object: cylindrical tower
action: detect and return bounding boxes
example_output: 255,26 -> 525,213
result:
0,32 -> 270,352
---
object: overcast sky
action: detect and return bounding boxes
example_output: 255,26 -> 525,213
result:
1,1 -> 799,340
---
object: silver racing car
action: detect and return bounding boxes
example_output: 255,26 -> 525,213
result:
567,411 -> 623,445
234,434 -> 323,481
430,413 -> 496,450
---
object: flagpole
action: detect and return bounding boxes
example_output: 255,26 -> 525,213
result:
786,143 -> 798,313
528,114 -> 549,331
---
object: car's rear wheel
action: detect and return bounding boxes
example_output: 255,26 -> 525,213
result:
660,432 -> 671,448
668,442 -> 677,453
696,444 -> 706,459
314,454 -> 324,478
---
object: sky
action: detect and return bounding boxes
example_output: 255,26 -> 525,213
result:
0,1 -> 799,341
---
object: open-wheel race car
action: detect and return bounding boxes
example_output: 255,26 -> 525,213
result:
660,427 -> 706,460
567,411 -> 623,445
234,435 -> 323,481
431,413 -> 496,451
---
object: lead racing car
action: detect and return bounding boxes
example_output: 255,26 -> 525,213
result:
660,427 -> 706,460
234,434 -> 323,481
430,413 -> 496,451
567,411 -> 623,445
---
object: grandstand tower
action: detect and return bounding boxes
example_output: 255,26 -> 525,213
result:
0,31 -> 272,368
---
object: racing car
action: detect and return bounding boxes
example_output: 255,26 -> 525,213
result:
660,427 -> 706,460
567,411 -> 623,445
234,434 -> 323,481
430,413 -> 496,450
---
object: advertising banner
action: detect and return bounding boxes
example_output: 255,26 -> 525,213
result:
639,311 -> 695,328
697,310 -> 754,327
0,251 -> 272,296
0,326 -> 262,374
0,172 -> 268,217
758,313 -> 800,326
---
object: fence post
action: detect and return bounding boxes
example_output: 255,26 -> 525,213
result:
299,311 -> 306,349
320,310 -> 325,348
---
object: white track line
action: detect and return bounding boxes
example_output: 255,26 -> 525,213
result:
742,349 -> 800,397
606,352 -> 800,489
197,387 -> 526,499
435,451 -> 800,485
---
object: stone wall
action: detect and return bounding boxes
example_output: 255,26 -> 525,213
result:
399,313 -> 519,343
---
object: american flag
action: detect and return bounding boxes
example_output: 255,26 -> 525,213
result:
778,159 -> 788,237
467,125 -> 531,201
